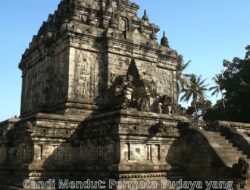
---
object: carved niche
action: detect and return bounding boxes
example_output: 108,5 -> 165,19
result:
105,59 -> 158,112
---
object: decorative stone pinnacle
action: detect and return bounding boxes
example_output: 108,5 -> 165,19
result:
142,10 -> 149,21
150,28 -> 157,40
109,13 -> 118,28
139,21 -> 144,32
161,31 -> 169,47
88,7 -> 96,25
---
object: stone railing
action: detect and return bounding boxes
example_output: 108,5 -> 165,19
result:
210,120 -> 250,134
207,120 -> 250,189
207,121 -> 250,157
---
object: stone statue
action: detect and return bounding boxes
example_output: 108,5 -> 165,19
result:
25,121 -> 33,133
130,98 -> 139,109
158,102 -> 163,114
232,157 -> 249,189
138,98 -> 150,112
159,95 -> 173,115
121,86 -> 133,108
109,75 -> 135,109
121,75 -> 134,108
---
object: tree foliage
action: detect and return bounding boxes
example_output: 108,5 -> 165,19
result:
176,56 -> 191,98
209,74 -> 225,108
205,46 -> 250,122
181,74 -> 208,119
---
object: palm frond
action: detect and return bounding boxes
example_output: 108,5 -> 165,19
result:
209,86 -> 217,91
181,60 -> 191,71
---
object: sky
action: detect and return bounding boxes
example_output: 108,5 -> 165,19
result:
0,0 -> 249,121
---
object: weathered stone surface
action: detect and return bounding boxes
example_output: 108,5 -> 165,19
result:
2,0 -> 250,190
0,0 -> 184,188
18,0 -> 180,118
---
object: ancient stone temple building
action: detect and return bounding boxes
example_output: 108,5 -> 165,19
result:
1,0 -> 250,190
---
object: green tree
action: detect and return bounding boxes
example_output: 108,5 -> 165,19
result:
205,45 -> 250,122
209,74 -> 225,108
186,98 -> 212,120
176,57 -> 191,100
181,74 -> 208,118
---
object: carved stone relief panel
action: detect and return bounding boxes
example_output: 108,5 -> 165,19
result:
21,49 -> 68,114
134,59 -> 156,82
130,144 -> 145,161
22,63 -> 44,113
146,144 -> 152,161
172,71 -> 177,102
108,54 -> 129,87
34,144 -> 43,161
108,55 -> 156,87
69,48 -> 100,102
156,67 -> 173,97
121,142 -> 129,161
120,142 -> 163,162
42,145 -> 55,160
152,144 -> 161,162
161,144 -> 170,161
50,50 -> 68,104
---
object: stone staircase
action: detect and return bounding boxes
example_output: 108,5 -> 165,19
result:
203,131 -> 250,167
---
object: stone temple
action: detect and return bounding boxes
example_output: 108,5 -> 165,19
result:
1,0 -> 250,189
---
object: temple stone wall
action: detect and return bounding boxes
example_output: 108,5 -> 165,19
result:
68,47 -> 101,102
18,0 -> 180,117
107,53 -> 177,102
0,145 -> 6,163
156,67 -> 174,99
1,0 -> 250,189
20,44 -> 69,116
0,0 -> 187,188
120,141 -> 174,164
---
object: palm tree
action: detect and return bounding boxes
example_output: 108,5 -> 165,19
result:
176,58 -> 191,99
209,74 -> 226,108
181,74 -> 208,117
